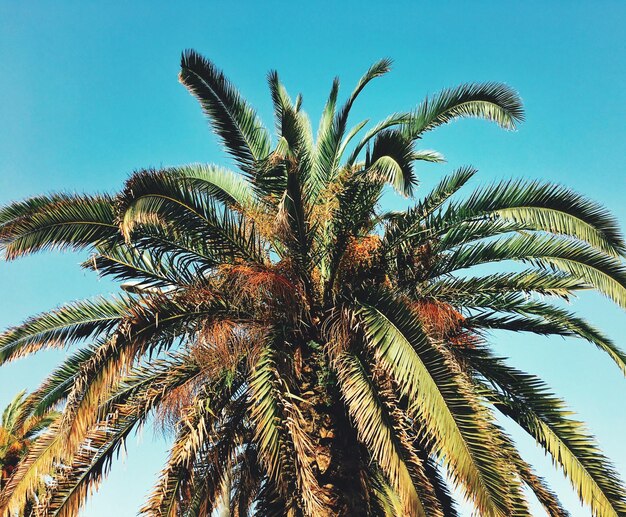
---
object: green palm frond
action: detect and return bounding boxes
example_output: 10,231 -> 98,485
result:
170,164 -> 258,209
411,149 -> 446,163
382,166 -> 478,251
247,344 -> 295,503
402,82 -> 524,138
433,179 -> 625,255
0,194 -> 118,260
83,244 -> 194,290
426,269 -> 586,300
333,350 -> 432,517
458,294 -> 626,373
117,169 -> 265,265
464,349 -> 626,517
367,130 -> 417,196
430,234 -> 626,308
1,391 -> 28,432
310,77 -> 341,202
310,59 -> 392,201
0,295 -> 132,364
345,112 -> 409,166
356,289 -> 516,516
179,50 -> 271,172
336,118 -> 369,164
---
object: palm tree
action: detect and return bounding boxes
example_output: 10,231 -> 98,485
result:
0,50 -> 624,517
0,391 -> 57,514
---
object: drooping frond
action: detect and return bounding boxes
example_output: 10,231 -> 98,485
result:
83,243 -> 195,290
247,342 -> 296,510
356,289 -> 516,516
367,130 -> 417,197
0,194 -> 118,260
117,168 -> 265,265
0,295 -> 132,364
430,234 -> 626,308
42,410 -> 139,517
167,164 -> 257,210
1,291 -> 237,513
142,378 -> 245,517
464,349 -> 626,517
42,354 -> 202,517
513,454 -> 569,517
457,294 -> 626,373
26,347 -> 97,418
437,179 -> 625,256
402,82 -> 524,138
333,350 -> 432,517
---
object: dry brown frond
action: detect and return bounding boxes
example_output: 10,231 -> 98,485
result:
323,308 -> 354,360
217,263 -> 304,316
193,320 -> 265,377
154,381 -> 198,433
412,299 -> 478,348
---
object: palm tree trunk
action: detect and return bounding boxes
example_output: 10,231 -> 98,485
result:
296,347 -> 371,516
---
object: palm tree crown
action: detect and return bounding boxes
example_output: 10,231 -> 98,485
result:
0,50 -> 625,517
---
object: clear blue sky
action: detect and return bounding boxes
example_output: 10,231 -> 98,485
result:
0,2 -> 625,516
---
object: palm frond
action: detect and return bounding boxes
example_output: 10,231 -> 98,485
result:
247,343 -> 295,507
0,296 -> 132,364
179,50 -> 271,172
118,169 -> 265,265
0,194 -> 118,260
367,130 -> 416,197
25,347 -> 97,418
382,166 -> 477,252
142,381 -> 245,517
465,349 -> 626,517
42,411 -> 139,517
170,164 -> 257,209
459,295 -> 626,373
82,243 -> 193,290
356,289 -> 514,516
514,455 -> 569,517
1,391 -> 28,431
403,82 -> 524,138
426,269 -> 586,301
430,234 -> 626,308
333,350 -> 432,517
43,355 -> 201,517
433,179 -> 626,256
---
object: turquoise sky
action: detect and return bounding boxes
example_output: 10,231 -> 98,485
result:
1,2 -> 625,516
